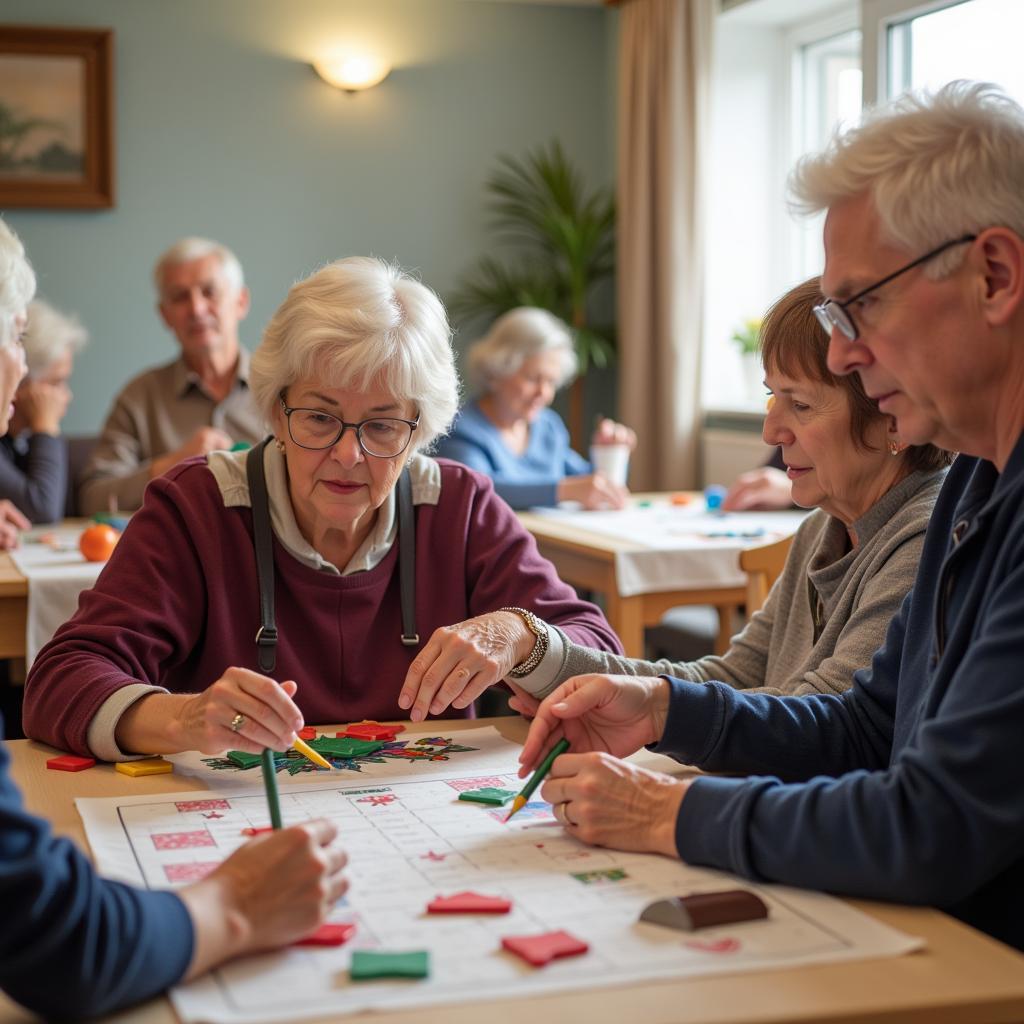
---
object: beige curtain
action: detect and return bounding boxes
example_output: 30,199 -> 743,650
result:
617,0 -> 714,490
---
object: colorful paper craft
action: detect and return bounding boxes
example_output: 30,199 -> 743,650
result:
115,758 -> 173,777
350,950 -> 429,980
295,923 -> 356,947
501,930 -> 589,967
46,755 -> 96,772
427,891 -> 512,914
457,787 -> 517,806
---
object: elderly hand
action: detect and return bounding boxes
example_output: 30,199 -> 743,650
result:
167,668 -> 304,754
150,426 -> 234,479
516,674 -> 671,776
0,498 -> 30,549
722,466 -> 792,511
15,379 -> 71,435
591,417 -> 637,450
540,751 -> 687,856
398,610 -> 535,722
557,473 -> 628,510
179,819 -> 349,977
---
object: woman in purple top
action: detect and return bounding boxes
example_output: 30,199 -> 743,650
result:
437,307 -> 635,509
24,260 -> 620,762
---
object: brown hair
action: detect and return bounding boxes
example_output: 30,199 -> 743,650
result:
759,276 -> 952,474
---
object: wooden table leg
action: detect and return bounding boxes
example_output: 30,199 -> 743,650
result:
606,592 -> 646,657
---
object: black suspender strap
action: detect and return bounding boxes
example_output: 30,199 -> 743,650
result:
246,438 -> 278,673
246,438 -> 419,660
397,468 -> 419,646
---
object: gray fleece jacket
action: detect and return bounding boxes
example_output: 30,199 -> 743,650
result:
528,468 -> 945,698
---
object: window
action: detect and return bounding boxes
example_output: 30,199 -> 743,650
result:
886,0 -> 1024,102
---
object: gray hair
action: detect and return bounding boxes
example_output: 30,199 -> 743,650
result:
466,306 -> 577,394
250,256 -> 459,453
0,218 -> 36,347
24,299 -> 88,376
790,80 -> 1024,278
153,236 -> 245,296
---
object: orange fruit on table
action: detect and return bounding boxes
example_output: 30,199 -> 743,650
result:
79,524 -> 120,562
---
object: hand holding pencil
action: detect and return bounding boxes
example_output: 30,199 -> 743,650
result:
515,674 -> 674,775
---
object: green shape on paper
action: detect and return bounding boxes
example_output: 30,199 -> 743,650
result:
314,737 -> 385,757
350,950 -> 430,980
226,750 -> 264,769
457,787 -> 517,806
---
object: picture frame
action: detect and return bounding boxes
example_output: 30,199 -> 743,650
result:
0,26 -> 114,209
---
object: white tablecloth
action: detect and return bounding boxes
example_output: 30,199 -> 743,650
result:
529,501 -> 810,597
9,527 -> 105,665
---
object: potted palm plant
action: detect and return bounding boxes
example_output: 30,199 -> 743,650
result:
449,141 -> 615,447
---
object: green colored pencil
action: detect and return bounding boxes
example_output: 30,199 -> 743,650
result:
260,748 -> 283,829
505,737 -> 570,821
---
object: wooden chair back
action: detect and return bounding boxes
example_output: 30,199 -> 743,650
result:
739,534 -> 794,615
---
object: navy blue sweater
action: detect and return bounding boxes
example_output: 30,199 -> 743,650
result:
0,721 -> 193,1019
659,434 -> 1024,950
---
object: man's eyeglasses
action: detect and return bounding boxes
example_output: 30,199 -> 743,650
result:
814,234 -> 977,341
278,394 -> 419,458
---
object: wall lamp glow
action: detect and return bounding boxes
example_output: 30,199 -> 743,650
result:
313,55 -> 391,93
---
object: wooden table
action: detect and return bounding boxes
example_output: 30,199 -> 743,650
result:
4,718 -> 1024,1024
0,552 -> 27,660
517,496 -> 767,657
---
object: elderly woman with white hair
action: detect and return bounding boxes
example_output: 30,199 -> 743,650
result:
437,306 -> 635,509
0,298 -> 88,523
24,258 -> 620,760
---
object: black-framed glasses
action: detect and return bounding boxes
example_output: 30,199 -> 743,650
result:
278,394 -> 419,457
814,233 -> 977,341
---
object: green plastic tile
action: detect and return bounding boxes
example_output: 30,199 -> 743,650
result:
457,787 -> 517,806
315,737 -> 386,757
350,950 -> 429,980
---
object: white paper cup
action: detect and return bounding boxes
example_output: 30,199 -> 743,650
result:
589,443 -> 630,487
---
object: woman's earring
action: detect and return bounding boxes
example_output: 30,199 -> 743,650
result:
888,437 -> 906,456
274,437 -> 286,453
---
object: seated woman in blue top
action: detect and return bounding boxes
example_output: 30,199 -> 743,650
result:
437,307 -> 635,509
0,216 -> 349,1021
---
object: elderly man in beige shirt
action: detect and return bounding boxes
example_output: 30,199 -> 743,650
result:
78,238 -> 265,515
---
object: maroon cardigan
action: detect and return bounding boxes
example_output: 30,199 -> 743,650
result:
24,457 -> 620,754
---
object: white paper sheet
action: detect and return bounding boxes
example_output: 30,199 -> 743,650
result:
77,729 -> 923,1024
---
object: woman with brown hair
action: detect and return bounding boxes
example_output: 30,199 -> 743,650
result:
508,275 -> 952,701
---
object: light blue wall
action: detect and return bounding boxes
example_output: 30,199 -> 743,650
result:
2,0 -> 614,433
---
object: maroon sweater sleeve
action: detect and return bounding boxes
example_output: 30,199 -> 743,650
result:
438,460 -> 622,655
23,462 -> 212,754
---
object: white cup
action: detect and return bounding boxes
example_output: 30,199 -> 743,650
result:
589,443 -> 630,487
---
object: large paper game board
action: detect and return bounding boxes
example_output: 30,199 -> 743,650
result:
77,728 -> 921,1023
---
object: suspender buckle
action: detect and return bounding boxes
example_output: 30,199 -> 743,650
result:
401,633 -> 420,647
255,625 -> 279,647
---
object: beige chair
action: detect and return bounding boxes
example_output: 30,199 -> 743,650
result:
739,534 -> 794,615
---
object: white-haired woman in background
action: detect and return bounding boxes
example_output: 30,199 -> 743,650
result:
25,259 -> 620,760
437,306 -> 635,509
0,298 -> 87,523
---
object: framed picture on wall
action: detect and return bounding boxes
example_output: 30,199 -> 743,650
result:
0,26 -> 114,209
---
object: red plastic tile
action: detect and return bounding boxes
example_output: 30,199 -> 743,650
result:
501,930 -> 589,967
294,922 -> 356,947
46,755 -> 96,772
427,891 -> 512,914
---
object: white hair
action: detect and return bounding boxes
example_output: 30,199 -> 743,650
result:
153,236 -> 245,296
250,257 -> 459,453
0,218 -> 36,347
466,306 -> 577,394
790,80 -> 1024,278
23,299 -> 88,376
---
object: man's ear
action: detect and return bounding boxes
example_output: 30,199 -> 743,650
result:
978,228 -> 1024,327
157,300 -> 173,332
236,286 -> 251,321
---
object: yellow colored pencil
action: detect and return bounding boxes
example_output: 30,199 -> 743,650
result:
292,735 -> 333,771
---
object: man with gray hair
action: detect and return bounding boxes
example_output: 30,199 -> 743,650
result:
514,80 -> 1024,951
78,237 -> 264,514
